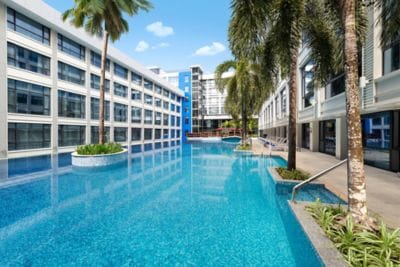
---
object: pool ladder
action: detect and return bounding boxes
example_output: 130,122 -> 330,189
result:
291,159 -> 348,203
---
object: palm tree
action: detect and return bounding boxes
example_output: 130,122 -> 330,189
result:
229,0 -> 340,170
215,59 -> 269,144
62,0 -> 152,144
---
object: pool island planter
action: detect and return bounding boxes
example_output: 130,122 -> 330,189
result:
71,148 -> 128,167
269,167 -> 308,183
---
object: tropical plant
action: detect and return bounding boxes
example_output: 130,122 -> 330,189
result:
62,0 -> 152,144
307,201 -> 400,266
215,59 -> 269,144
76,143 -> 123,155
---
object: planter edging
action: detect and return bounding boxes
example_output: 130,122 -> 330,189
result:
72,148 -> 128,167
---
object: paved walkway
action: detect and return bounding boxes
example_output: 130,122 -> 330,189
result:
251,138 -> 400,228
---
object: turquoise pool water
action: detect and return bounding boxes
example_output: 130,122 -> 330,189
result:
0,143 -> 343,266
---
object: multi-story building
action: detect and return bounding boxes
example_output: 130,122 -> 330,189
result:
153,66 -> 232,133
202,73 -> 232,130
258,6 -> 400,172
0,0 -> 183,159
149,67 -> 192,140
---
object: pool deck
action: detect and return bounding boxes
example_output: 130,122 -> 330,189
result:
251,138 -> 400,228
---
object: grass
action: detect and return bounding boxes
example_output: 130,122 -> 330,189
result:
236,143 -> 251,150
306,200 -> 400,266
76,143 -> 123,155
276,167 -> 310,180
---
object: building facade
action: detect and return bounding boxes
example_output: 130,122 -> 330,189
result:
258,6 -> 400,172
0,0 -> 183,159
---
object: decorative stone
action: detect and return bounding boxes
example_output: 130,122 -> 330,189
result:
71,148 -> 128,167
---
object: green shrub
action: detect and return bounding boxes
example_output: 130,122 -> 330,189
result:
306,200 -> 400,266
276,167 -> 309,180
76,143 -> 123,155
236,144 -> 251,150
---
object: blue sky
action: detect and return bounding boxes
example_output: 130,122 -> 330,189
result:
44,0 -> 233,74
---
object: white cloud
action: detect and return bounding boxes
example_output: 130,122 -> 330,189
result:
146,21 -> 174,37
134,41 -> 149,52
151,42 -> 170,49
194,42 -> 226,56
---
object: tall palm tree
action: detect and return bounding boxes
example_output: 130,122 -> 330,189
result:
215,59 -> 269,143
62,0 -> 152,144
229,0 -> 339,170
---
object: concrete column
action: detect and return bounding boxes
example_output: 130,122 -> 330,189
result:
310,120 -> 319,152
0,4 -> 8,159
50,29 -> 59,155
336,116 -> 347,160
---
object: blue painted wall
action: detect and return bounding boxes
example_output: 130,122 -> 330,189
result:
178,71 -> 192,142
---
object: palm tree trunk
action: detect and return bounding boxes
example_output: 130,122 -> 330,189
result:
287,47 -> 298,171
342,0 -> 367,224
99,31 -> 109,145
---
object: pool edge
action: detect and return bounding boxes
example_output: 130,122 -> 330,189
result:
288,201 -> 347,267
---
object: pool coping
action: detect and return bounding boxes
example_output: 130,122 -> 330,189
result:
289,201 -> 348,267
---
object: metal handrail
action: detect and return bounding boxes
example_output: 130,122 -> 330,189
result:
291,158 -> 348,202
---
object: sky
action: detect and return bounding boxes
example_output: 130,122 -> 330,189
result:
44,0 -> 233,74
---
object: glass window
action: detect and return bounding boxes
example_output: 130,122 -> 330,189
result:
170,129 -> 175,138
8,79 -> 50,115
144,129 -> 152,140
131,71 -> 142,85
90,97 -> 110,121
302,123 -> 311,149
155,142 -> 162,149
301,60 -> 315,108
114,63 -> 128,79
7,42 -> 50,75
131,144 -> 141,153
132,128 -> 141,141
114,127 -> 127,142
155,97 -> 162,107
177,130 -> 180,138
171,93 -> 176,100
90,74 -> 110,92
144,143 -> 153,151
144,94 -> 153,105
163,129 -> 168,139
319,120 -> 336,155
7,8 -> 50,45
91,126 -> 110,144
131,106 -> 141,123
325,73 -> 345,99
163,114 -> 169,126
177,116 -> 181,127
176,106 -> 181,113
362,112 -> 391,170
171,115 -> 175,126
144,79 -> 153,90
131,89 -> 142,101
8,123 -> 50,150
114,82 -> 127,97
163,89 -> 169,97
170,103 -> 175,112
90,51 -> 110,71
280,89 -> 287,115
114,103 -> 127,122
155,129 -> 161,139
58,125 -> 85,147
144,109 -> 153,124
155,112 -> 162,125
163,101 -> 169,109
383,42 -> 400,75
58,61 -> 85,85
58,90 -> 85,118
57,34 -> 85,60
155,85 -> 162,94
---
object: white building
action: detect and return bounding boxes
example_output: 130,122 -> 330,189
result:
0,0 -> 183,159
258,5 -> 400,172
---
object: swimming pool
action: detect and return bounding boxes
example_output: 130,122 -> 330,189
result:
0,143 -> 342,266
